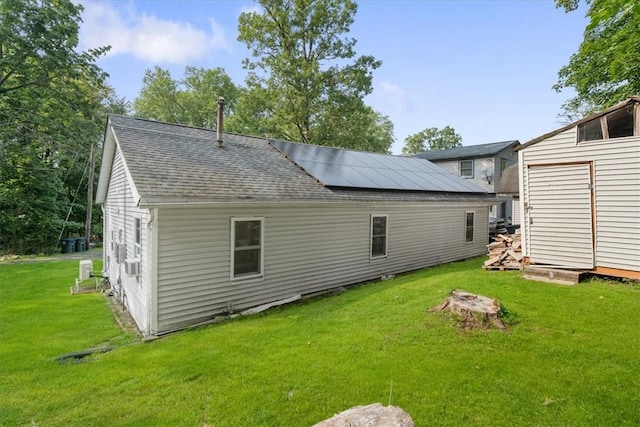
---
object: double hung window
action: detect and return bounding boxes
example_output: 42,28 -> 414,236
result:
232,218 -> 264,279
370,215 -> 388,258
459,160 -> 474,178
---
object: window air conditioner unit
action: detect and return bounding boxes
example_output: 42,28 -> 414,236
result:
124,259 -> 140,276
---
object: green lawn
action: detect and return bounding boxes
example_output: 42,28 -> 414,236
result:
1,258 -> 639,426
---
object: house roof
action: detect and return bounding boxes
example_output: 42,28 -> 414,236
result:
516,97 -> 640,151
497,163 -> 519,195
413,140 -> 520,161
96,115 -> 492,207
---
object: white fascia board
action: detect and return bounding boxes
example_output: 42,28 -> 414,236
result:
95,124 -> 116,205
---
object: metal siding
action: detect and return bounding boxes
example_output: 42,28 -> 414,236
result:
155,203 -> 489,332
103,147 -> 151,333
521,128 -> 640,271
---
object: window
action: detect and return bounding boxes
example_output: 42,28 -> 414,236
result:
578,119 -> 603,142
134,218 -> 141,258
465,211 -> 475,243
370,215 -> 388,258
578,104 -> 635,142
459,159 -> 474,178
232,218 -> 264,279
500,158 -> 507,176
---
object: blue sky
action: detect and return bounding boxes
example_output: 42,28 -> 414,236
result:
78,0 -> 588,154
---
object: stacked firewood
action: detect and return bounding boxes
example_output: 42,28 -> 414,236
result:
484,230 -> 523,270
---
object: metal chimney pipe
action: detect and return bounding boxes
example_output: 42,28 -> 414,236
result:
216,96 -> 225,147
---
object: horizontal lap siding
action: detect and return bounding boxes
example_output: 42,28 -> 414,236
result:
155,203 -> 489,332
104,148 -> 150,333
521,128 -> 640,271
527,164 -> 593,268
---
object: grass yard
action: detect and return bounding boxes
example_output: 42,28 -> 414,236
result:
1,257 -> 639,426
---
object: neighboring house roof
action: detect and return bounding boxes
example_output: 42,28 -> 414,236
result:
96,115 -> 491,207
413,140 -> 520,161
497,164 -> 519,195
517,97 -> 640,151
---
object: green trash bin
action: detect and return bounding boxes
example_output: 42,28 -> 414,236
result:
75,237 -> 87,252
61,238 -> 75,254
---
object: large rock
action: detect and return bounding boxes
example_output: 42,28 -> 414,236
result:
312,403 -> 414,427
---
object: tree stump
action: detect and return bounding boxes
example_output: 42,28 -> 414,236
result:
431,291 -> 506,330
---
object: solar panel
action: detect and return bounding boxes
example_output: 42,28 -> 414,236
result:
270,140 -> 486,193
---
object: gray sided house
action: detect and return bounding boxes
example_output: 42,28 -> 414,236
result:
414,140 -> 520,222
96,115 -> 493,336
517,97 -> 640,280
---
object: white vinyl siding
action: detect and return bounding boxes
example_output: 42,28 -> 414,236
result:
370,215 -> 388,258
154,202 -> 490,333
526,164 -> 593,269
511,197 -> 520,225
520,126 -> 640,272
103,147 -> 151,334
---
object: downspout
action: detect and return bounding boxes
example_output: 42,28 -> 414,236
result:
147,208 -> 159,336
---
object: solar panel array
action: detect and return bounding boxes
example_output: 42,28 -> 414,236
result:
270,140 -> 486,193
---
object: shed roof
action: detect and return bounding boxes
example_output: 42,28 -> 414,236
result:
413,140 -> 520,161
517,97 -> 640,151
97,115 -> 492,207
496,163 -> 519,195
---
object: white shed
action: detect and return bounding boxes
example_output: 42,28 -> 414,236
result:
517,97 -> 640,280
96,115 -> 495,336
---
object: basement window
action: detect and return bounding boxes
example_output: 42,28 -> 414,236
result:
578,104 -> 635,142
465,211 -> 475,243
370,215 -> 388,259
459,159 -> 474,178
231,218 -> 264,279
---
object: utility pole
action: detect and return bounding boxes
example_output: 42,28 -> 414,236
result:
85,139 -> 95,246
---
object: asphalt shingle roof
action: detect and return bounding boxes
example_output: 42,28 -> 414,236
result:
497,163 -> 519,195
106,115 -> 492,206
414,140 -> 520,161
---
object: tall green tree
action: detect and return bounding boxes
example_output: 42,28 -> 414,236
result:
0,0 -> 112,253
401,126 -> 462,154
133,66 -> 240,129
237,0 -> 392,152
554,0 -> 640,120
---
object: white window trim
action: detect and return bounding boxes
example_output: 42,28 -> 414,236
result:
370,214 -> 388,260
460,159 -> 474,178
465,211 -> 475,243
231,217 -> 265,281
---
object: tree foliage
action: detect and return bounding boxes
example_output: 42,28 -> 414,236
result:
237,0 -> 393,152
0,0 -> 113,253
554,0 -> 640,120
133,66 -> 240,129
401,126 -> 462,154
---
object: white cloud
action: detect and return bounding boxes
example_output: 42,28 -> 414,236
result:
79,1 -> 231,64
